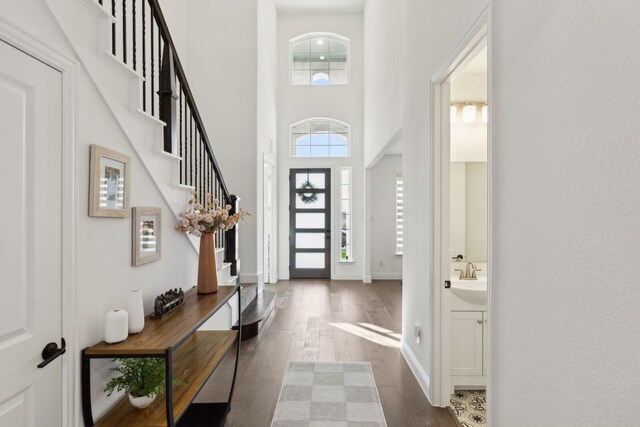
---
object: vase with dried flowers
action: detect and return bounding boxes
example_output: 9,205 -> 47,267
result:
176,191 -> 248,293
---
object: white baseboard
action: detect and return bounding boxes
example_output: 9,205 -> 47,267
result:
371,272 -> 403,280
331,274 -> 364,281
401,342 -> 433,405
363,275 -> 372,283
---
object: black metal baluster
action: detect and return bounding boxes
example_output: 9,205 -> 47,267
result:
190,114 -> 193,187
195,127 -> 199,199
142,0 -> 146,111
185,103 -> 189,186
199,134 -> 203,202
122,0 -> 127,64
132,0 -> 136,71
111,0 -> 116,56
184,99 -> 188,185
150,16 -> 154,116
158,27 -> 161,118
179,87 -> 183,185
157,36 -> 162,119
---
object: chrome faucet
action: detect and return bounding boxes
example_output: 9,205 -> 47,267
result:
455,262 -> 481,280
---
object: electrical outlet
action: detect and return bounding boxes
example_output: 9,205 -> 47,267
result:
414,324 -> 421,345
378,260 -> 384,267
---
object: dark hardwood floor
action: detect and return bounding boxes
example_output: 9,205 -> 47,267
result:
200,280 -> 457,427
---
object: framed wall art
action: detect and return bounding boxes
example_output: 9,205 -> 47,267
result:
132,207 -> 161,266
89,144 -> 131,217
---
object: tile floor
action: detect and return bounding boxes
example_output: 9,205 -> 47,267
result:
449,390 -> 486,427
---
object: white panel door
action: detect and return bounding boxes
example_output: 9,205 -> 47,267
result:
450,311 -> 483,377
0,40 -> 63,427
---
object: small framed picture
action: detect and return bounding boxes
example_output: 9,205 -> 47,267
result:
89,145 -> 131,217
132,207 -> 161,266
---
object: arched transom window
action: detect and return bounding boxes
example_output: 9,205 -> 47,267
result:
290,33 -> 349,86
290,118 -> 350,158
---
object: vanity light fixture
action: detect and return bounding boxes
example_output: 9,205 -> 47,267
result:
320,56 -> 325,60
462,103 -> 477,123
450,106 -> 457,123
482,104 -> 488,123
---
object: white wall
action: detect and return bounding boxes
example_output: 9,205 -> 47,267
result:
157,0 -> 189,69
491,2 -> 640,425
184,0 -> 260,283
370,155 -> 402,279
277,12 -> 364,280
366,0 -> 640,425
1,1 -> 201,424
364,0 -> 488,403
257,0 -> 278,288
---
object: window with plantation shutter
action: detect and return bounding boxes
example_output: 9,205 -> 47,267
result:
396,174 -> 403,255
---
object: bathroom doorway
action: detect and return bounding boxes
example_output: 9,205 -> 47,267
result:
431,11 -> 491,426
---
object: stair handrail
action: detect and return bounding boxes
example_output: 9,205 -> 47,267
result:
147,0 -> 231,203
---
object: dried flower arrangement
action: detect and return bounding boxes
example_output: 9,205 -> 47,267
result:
175,191 -> 248,237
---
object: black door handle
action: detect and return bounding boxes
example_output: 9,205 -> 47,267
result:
444,280 -> 451,289
38,338 -> 66,368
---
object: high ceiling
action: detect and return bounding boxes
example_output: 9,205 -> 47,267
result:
274,0 -> 366,14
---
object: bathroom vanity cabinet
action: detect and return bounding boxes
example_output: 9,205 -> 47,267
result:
451,310 -> 487,380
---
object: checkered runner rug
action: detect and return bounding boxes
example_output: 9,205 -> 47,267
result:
271,361 -> 387,427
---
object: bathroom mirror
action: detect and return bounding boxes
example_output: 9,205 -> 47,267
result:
449,67 -> 488,264
450,161 -> 487,262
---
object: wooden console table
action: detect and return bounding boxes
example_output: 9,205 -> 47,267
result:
82,285 -> 241,427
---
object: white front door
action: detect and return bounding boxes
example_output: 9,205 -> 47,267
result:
0,40 -> 64,427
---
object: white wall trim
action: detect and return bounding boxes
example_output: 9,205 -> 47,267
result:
80,0 -> 116,22
429,4 -> 489,410
401,342 -> 432,404
0,15 -> 78,427
363,275 -> 372,283
371,272 -> 402,280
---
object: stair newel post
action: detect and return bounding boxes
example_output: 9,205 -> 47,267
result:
159,43 -> 178,154
225,195 -> 240,277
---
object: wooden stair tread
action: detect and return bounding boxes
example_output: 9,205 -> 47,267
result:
94,330 -> 237,427
233,290 -> 276,327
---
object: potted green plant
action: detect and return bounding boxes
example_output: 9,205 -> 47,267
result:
104,357 -> 180,409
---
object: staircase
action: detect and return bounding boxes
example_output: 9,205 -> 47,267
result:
43,0 -> 257,323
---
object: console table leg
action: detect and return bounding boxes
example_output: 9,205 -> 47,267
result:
165,348 -> 175,427
81,350 -> 94,427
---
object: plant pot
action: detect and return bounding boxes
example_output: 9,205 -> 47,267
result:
197,232 -> 219,294
128,393 -> 156,409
